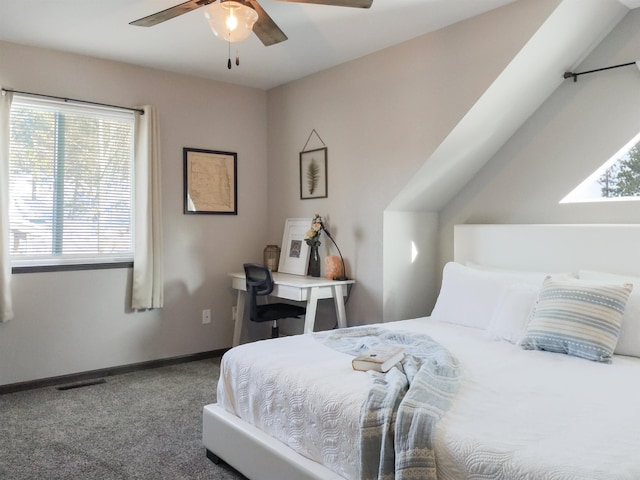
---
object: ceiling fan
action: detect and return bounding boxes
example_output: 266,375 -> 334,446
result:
130,0 -> 374,47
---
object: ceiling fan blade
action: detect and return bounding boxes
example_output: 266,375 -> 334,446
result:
130,0 -> 216,27
276,0 -> 372,8
246,0 -> 288,46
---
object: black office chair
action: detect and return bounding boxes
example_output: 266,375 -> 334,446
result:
244,263 -> 306,339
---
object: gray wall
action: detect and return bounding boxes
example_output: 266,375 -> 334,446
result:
265,0 -> 560,327
3,0 -> 639,386
439,8 -> 640,269
0,41 -> 268,385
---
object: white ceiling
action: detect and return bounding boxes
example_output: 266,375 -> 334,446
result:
0,0 -> 522,90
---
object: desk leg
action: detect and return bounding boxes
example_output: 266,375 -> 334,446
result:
232,290 -> 246,347
303,287 -> 320,334
332,284 -> 348,329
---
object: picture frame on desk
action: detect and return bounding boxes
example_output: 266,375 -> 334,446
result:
278,218 -> 312,275
183,148 -> 237,215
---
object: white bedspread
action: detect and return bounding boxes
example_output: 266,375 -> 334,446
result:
217,318 -> 640,480
217,331 -> 370,479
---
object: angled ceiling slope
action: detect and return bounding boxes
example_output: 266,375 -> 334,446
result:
387,0 -> 630,213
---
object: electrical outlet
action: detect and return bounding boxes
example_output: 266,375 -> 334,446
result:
202,309 -> 211,324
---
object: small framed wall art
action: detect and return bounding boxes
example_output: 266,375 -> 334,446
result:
299,147 -> 327,200
278,218 -> 312,275
184,148 -> 237,215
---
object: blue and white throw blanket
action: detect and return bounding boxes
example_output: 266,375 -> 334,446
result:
315,326 -> 461,480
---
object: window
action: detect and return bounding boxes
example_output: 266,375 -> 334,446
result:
561,131 -> 640,203
8,95 -> 134,269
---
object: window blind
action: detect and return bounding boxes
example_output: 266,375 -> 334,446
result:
8,95 -> 134,267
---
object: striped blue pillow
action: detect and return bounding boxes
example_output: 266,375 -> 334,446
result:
520,278 -> 632,363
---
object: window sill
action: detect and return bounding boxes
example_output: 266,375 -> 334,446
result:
12,262 -> 133,274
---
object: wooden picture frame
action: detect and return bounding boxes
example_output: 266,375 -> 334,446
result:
184,148 -> 237,215
300,147 -> 327,199
278,218 -> 312,275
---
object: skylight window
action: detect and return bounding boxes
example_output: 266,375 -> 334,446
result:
561,131 -> 640,203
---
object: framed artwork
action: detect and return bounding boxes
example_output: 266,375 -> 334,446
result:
300,147 -> 328,199
184,148 -> 237,215
278,218 -> 312,275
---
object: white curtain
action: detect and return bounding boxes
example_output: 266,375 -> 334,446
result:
131,105 -> 164,310
0,90 -> 14,322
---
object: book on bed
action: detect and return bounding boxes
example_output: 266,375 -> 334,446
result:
352,344 -> 405,372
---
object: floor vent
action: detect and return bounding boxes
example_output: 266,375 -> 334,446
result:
57,378 -> 107,391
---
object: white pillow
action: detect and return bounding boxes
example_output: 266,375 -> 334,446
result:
466,262 -> 576,282
486,283 -> 539,344
579,270 -> 640,358
431,262 -> 543,330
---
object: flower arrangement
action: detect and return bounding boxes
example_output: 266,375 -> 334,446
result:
305,214 -> 323,247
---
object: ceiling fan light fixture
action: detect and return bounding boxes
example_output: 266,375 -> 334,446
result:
205,1 -> 258,43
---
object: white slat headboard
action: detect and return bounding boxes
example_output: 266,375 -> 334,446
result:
454,224 -> 640,277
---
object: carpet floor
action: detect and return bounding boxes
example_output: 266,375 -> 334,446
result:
0,358 -> 247,479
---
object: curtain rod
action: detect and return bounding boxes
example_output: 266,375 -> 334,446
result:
563,61 -> 636,82
0,88 -> 145,115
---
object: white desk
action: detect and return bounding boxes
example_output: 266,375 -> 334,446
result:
230,272 -> 355,346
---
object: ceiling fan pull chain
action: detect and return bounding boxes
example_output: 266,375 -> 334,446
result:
227,40 -> 232,69
236,50 -> 240,66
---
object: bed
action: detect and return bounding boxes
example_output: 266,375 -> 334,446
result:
203,224 -> 640,480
